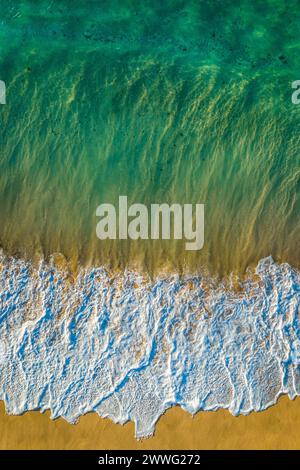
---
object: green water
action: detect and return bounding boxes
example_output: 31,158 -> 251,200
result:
0,0 -> 299,276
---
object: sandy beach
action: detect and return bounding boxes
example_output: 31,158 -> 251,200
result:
0,396 -> 299,450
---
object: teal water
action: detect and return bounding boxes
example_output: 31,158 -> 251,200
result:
0,0 -> 299,275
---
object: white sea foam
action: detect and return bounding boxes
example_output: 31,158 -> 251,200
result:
0,253 -> 299,438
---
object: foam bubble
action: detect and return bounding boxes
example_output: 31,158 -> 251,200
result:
0,253 -> 299,438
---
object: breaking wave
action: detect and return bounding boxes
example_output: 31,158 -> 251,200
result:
0,252 -> 299,438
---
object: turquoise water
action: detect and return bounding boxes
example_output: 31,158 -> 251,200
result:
0,1 -> 300,437
0,0 -> 299,274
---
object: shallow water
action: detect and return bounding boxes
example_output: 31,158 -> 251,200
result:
0,0 -> 299,275
0,253 -> 299,437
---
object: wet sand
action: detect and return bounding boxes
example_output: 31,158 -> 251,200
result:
0,396 -> 299,450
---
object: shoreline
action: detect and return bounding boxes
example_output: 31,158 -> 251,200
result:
0,253 -> 299,438
0,396 -> 300,450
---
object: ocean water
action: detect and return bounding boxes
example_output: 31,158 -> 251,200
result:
0,253 -> 299,437
0,0 -> 299,274
0,0 -> 300,437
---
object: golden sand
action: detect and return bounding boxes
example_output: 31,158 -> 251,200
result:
0,396 -> 299,450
